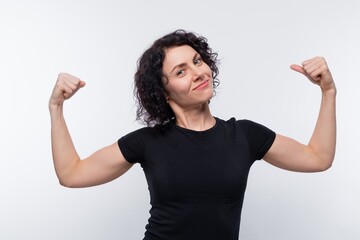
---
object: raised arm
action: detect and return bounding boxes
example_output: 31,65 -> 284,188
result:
49,73 -> 133,188
264,57 -> 336,172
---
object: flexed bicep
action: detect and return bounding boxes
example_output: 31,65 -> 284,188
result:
263,134 -> 331,172
59,142 -> 133,188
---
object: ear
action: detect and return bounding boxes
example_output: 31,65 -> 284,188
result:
161,75 -> 170,102
164,92 -> 170,102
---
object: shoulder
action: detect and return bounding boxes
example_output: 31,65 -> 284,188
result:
122,126 -> 156,139
217,117 -> 276,160
217,117 -> 261,130
120,125 -> 166,142
217,117 -> 275,141
117,123 -> 175,164
119,120 -> 175,146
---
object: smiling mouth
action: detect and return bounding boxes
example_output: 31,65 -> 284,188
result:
193,80 -> 210,90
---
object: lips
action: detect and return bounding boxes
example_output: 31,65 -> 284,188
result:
193,80 -> 210,90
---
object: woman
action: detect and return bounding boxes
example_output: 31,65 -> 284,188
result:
49,30 -> 336,240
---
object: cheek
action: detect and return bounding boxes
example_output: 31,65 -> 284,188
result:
165,85 -> 191,103
204,64 -> 213,76
166,80 -> 192,96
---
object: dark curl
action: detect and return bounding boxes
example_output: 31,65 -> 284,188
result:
134,29 -> 220,127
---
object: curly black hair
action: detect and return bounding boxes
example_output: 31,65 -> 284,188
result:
134,29 -> 220,127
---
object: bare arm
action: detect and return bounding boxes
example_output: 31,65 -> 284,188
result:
264,57 -> 336,172
49,73 -> 132,188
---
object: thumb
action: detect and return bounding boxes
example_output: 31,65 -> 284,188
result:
290,64 -> 306,75
79,80 -> 86,88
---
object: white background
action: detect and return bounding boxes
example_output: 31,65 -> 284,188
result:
1,0 -> 359,239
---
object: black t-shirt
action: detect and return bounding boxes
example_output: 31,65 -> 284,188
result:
118,117 -> 276,240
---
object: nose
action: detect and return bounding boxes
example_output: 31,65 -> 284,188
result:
192,66 -> 204,82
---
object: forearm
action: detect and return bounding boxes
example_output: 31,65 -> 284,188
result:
264,57 -> 336,172
50,104 -> 80,184
308,88 -> 337,169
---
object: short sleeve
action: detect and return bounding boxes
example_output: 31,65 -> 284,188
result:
118,127 -> 152,164
238,120 -> 276,160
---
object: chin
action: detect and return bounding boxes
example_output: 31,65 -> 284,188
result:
207,91 -> 214,101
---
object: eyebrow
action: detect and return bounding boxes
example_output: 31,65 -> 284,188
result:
169,52 -> 200,74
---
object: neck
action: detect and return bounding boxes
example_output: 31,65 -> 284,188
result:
171,103 -> 215,131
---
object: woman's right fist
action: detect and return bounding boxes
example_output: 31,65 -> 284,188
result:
49,73 -> 86,107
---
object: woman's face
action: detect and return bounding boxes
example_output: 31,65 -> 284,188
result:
162,45 -> 213,111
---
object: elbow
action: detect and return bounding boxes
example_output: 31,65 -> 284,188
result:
59,179 -> 74,188
59,180 -> 70,188
55,162 -> 80,188
57,174 -> 77,188
316,162 -> 332,172
308,147 -> 335,172
313,157 -> 334,172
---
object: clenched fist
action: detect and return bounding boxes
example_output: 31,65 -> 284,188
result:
290,56 -> 336,93
49,73 -> 86,108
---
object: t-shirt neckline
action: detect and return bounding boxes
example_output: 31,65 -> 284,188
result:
172,117 -> 219,135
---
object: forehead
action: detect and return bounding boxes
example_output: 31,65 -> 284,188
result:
163,45 -> 198,71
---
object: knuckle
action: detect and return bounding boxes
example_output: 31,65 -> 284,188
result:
318,56 -> 326,63
58,72 -> 66,78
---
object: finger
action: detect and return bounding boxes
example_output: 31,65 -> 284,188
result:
304,60 -> 329,80
56,81 -> 77,99
60,83 -> 75,98
78,80 -> 86,88
63,80 -> 78,91
55,81 -> 69,94
67,75 -> 85,88
57,73 -> 86,96
303,60 -> 323,74
310,67 -> 327,81
301,56 -> 324,66
65,80 -> 86,94
290,64 -> 306,75
58,73 -> 81,87
304,63 -> 324,80
302,57 -> 328,74
58,72 -> 81,83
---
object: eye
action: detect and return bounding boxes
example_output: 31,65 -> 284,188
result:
194,57 -> 203,65
176,69 -> 186,77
